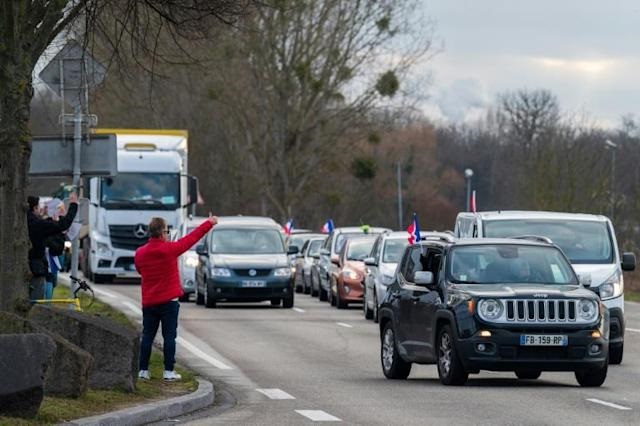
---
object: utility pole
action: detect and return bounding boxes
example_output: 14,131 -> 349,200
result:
397,161 -> 403,229
464,168 -> 474,212
605,140 -> 617,220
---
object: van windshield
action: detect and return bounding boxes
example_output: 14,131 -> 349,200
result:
483,219 -> 613,264
210,229 -> 285,254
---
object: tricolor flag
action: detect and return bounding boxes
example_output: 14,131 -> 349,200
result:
321,218 -> 335,234
283,218 -> 294,236
470,190 -> 477,213
407,213 -> 421,244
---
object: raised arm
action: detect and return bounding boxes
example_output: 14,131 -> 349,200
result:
167,217 -> 216,257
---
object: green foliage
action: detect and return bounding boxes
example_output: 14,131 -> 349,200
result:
352,156 -> 377,180
375,70 -> 399,97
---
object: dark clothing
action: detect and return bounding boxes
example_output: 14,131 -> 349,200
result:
140,301 -> 180,371
27,203 -> 78,261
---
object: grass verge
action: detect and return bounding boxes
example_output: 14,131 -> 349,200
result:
0,285 -> 198,425
625,290 -> 640,303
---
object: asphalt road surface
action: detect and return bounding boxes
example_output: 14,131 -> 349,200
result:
85,276 -> 640,425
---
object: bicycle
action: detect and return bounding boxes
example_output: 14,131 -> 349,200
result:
31,275 -> 95,312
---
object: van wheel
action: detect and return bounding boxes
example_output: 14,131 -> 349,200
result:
575,362 -> 608,387
381,322 -> 411,379
437,324 -> 468,385
205,284 -> 216,308
609,343 -> 623,365
515,370 -> 541,380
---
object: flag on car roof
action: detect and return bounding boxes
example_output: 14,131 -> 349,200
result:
407,213 -> 421,244
283,218 -> 294,236
321,218 -> 334,234
470,190 -> 477,213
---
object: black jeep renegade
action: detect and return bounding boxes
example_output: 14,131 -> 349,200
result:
378,236 -> 609,386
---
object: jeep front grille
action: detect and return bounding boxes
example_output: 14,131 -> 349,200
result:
505,299 -> 576,323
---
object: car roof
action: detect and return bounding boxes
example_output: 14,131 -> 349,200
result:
290,229 -> 313,234
333,226 -> 391,234
380,231 -> 409,240
421,237 -> 556,248
458,210 -> 609,222
215,216 -> 281,229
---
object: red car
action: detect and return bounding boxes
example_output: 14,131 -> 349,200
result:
330,236 -> 377,309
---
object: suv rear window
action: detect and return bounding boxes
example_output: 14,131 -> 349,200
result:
210,229 -> 285,254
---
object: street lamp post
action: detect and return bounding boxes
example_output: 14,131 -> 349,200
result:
605,140 -> 617,220
464,168 -> 474,212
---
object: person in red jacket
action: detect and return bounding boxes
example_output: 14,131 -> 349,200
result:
135,214 -> 217,380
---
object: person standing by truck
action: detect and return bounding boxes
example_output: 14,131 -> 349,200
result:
135,214 -> 217,381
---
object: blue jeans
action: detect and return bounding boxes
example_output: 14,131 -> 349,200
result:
139,301 -> 180,371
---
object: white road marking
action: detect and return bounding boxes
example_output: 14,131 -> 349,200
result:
176,336 -> 233,370
626,328 -> 640,333
92,287 -> 117,299
122,301 -> 142,316
295,410 -> 341,422
336,322 -> 353,328
293,307 -> 306,313
256,388 -> 295,400
586,398 -> 632,411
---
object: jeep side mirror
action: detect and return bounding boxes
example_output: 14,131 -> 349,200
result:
195,244 -> 207,256
287,245 -> 299,255
414,271 -> 435,289
622,252 -> 636,271
364,257 -> 377,266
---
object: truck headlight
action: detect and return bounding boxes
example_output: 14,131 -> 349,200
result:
599,272 -> 623,300
185,256 -> 199,268
478,299 -> 503,321
96,242 -> 111,255
274,267 -> 292,277
211,267 -> 231,277
578,299 -> 598,321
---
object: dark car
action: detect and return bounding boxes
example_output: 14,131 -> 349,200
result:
194,216 -> 298,308
379,236 -> 609,387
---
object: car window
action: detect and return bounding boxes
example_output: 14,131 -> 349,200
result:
483,219 -> 613,264
210,229 -> 285,254
346,239 -> 376,261
382,239 -> 408,263
404,246 -> 423,282
448,244 -> 577,285
307,239 -> 323,257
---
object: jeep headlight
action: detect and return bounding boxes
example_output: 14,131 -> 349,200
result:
599,272 -> 623,300
578,299 -> 598,321
211,267 -> 231,277
478,298 -> 503,321
274,267 -> 292,277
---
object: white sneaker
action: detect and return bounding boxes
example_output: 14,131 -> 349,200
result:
163,370 -> 182,381
138,370 -> 150,380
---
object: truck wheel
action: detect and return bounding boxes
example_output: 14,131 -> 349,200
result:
575,362 -> 608,387
515,370 -> 541,380
609,343 -> 623,365
437,324 -> 468,385
283,294 -> 294,308
195,287 -> 204,305
381,322 -> 412,379
205,284 -> 216,308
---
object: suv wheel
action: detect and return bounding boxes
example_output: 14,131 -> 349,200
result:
515,369 -> 541,380
205,284 -> 216,308
283,293 -> 294,308
381,322 -> 411,379
609,343 -> 623,365
575,362 -> 608,387
437,324 -> 468,385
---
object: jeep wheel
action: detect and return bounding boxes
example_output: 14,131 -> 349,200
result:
381,322 -> 411,379
609,343 -> 623,365
575,362 -> 608,387
195,286 -> 204,305
437,325 -> 468,385
515,369 -> 541,380
283,294 -> 294,308
205,284 -> 216,308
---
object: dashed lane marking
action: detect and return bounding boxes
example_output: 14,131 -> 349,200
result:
586,398 -> 632,411
336,322 -> 353,328
293,307 -> 306,313
122,301 -> 142,316
295,410 -> 341,422
626,328 -> 640,333
256,388 -> 295,399
176,336 -> 233,370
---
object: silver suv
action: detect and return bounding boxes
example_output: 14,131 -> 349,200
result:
454,210 -> 636,364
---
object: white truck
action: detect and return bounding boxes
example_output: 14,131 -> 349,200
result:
82,129 -> 198,283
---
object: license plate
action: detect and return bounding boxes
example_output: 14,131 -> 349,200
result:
241,280 -> 266,288
520,335 -> 568,346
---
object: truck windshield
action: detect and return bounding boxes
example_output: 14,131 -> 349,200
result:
100,173 -> 179,210
483,219 -> 613,264
448,244 -> 577,285
210,229 -> 285,254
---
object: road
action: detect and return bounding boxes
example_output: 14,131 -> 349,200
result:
88,277 -> 640,425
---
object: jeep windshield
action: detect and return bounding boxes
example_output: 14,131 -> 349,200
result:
210,229 -> 285,254
483,219 -> 613,264
448,244 -> 577,285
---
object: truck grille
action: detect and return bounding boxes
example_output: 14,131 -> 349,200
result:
109,225 -> 149,251
505,299 -> 577,323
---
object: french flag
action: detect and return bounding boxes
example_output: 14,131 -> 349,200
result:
321,218 -> 334,234
283,218 -> 294,236
407,213 -> 421,244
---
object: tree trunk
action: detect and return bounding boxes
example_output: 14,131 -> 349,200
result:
0,62 -> 34,314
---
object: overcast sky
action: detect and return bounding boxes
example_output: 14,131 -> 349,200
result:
419,0 -> 640,127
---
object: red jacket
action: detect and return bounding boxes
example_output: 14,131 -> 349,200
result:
135,220 -> 213,307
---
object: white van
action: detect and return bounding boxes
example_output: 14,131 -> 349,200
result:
454,211 -> 636,364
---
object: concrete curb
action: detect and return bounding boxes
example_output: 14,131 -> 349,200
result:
65,378 -> 214,426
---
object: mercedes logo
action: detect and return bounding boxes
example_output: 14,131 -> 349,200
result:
134,224 -> 148,239
248,269 -> 257,277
